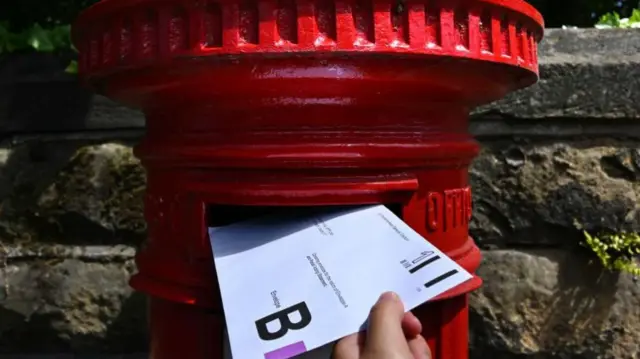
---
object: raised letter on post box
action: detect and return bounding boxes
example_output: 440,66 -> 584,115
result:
255,302 -> 313,341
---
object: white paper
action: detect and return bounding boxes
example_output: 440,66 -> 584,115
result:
209,205 -> 472,359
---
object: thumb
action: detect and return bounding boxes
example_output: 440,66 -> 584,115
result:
364,292 -> 408,354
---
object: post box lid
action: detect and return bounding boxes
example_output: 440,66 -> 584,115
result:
72,0 -> 544,108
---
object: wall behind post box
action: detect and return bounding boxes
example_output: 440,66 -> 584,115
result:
0,28 -> 639,358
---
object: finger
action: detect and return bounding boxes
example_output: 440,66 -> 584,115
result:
401,311 -> 422,338
365,292 -> 407,352
407,335 -> 431,359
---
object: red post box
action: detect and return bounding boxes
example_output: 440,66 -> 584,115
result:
73,1 -> 543,358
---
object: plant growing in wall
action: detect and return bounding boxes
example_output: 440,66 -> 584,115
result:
0,22 -> 92,134
595,8 -> 640,27
583,231 -> 640,276
0,22 -> 77,72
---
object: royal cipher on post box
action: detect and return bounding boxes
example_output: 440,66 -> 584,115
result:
73,0 -> 543,358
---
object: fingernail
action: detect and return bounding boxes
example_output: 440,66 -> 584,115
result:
379,291 -> 399,302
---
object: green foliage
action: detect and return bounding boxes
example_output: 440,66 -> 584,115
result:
0,22 -> 77,73
0,0 -> 91,74
597,11 -> 623,27
583,231 -> 640,276
0,0 -> 100,32
596,8 -> 640,27
65,59 -> 79,74
0,22 -> 73,54
534,0 -> 639,28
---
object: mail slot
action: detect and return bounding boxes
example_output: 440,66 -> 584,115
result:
72,0 -> 543,358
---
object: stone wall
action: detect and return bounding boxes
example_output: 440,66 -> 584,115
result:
1,29 -> 639,358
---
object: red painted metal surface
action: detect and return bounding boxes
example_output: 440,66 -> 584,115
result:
73,0 -> 543,358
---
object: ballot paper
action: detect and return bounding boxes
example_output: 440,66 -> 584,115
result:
209,205 -> 472,359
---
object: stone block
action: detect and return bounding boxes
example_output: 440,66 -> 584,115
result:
0,53 -> 144,135
471,250 -> 640,359
476,29 -> 640,120
470,140 -> 640,247
0,245 -> 146,353
0,141 -> 145,247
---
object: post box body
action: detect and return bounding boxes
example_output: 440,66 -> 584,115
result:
73,1 -> 543,358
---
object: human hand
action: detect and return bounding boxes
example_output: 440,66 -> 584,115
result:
332,292 -> 431,359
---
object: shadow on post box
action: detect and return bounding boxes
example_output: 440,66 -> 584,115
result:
207,204 -> 403,227
207,204 -> 403,257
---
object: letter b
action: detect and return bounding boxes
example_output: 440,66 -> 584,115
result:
255,302 -> 312,341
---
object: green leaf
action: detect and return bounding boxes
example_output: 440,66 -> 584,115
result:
597,12 -> 621,27
583,231 -> 640,276
630,9 -> 640,24
49,24 -> 72,49
65,60 -> 78,74
0,22 -> 74,54
27,24 -> 56,51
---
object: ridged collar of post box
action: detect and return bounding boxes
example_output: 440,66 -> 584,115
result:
72,0 -> 543,90
72,0 -> 543,169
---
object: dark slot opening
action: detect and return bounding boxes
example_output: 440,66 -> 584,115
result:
207,204 -> 404,227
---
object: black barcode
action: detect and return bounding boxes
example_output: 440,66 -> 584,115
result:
424,270 -> 459,288
408,255 -> 440,274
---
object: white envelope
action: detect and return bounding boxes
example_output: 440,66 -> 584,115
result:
209,205 -> 472,359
